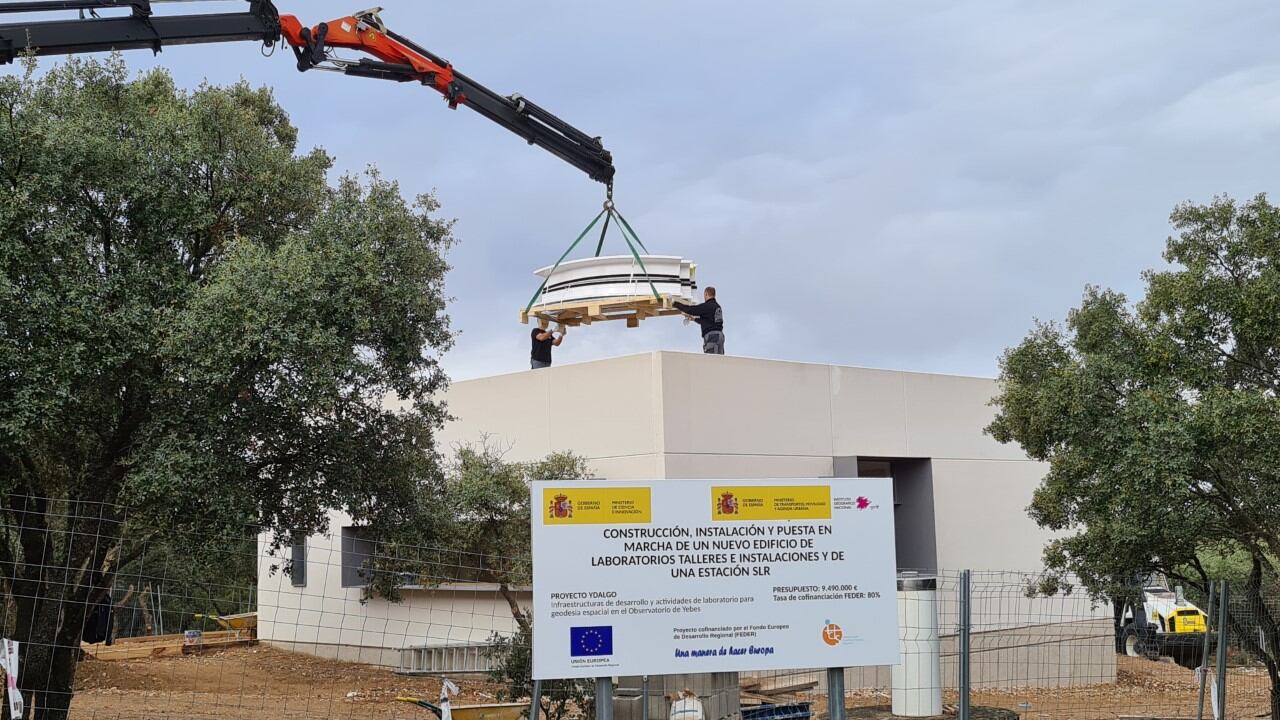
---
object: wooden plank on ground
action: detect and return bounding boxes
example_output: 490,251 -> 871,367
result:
756,680 -> 818,695
81,630 -> 253,661
182,637 -> 257,655
82,643 -> 183,661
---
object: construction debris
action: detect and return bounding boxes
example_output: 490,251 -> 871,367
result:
81,628 -> 256,662
738,677 -> 818,706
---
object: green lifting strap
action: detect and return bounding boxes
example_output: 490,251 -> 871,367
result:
526,205 -> 665,317
593,211 -> 613,257
611,209 -> 662,302
610,207 -> 650,254
524,209 -> 607,314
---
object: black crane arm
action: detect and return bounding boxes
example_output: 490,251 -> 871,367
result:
0,1 -> 615,187
0,1 -> 281,63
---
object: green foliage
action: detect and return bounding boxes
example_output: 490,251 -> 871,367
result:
360,440 -> 591,619
468,447 -> 593,720
444,442 -> 590,585
0,57 -> 454,718
486,623 -> 593,720
988,194 -> 1280,711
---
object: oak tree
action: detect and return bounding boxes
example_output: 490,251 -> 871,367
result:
989,194 -> 1280,717
0,58 -> 453,718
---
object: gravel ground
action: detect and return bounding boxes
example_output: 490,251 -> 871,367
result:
65,649 -> 1275,720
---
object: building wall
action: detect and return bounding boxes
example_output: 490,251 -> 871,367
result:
262,351 -> 1075,671
442,352 -> 1052,571
257,510 -> 521,667
437,353 -> 665,473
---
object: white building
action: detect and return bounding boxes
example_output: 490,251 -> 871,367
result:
257,352 -> 1108,683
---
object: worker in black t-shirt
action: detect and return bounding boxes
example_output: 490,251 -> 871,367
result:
530,325 -> 564,369
674,286 -> 725,355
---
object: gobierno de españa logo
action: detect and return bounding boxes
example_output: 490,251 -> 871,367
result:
717,491 -> 738,515
822,620 -> 843,646
549,493 -> 573,519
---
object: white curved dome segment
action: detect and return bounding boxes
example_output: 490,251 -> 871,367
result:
532,255 -> 697,307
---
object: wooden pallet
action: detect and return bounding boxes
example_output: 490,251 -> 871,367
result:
520,294 -> 686,329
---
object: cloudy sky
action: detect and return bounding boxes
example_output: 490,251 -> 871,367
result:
8,1 -> 1280,380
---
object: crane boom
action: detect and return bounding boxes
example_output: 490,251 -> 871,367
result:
0,1 -> 615,187
0,1 -> 281,63
281,10 -> 613,186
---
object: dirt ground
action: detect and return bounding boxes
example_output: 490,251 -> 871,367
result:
71,645 -> 506,720
967,656 -> 1273,720
66,648 -> 1274,720
831,656 -> 1273,720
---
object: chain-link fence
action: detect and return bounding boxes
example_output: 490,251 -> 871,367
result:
1,497 -> 1277,720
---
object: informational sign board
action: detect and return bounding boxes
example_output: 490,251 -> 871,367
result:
530,478 -> 899,679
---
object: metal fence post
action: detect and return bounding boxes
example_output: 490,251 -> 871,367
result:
530,679 -> 542,720
827,667 -> 846,720
1195,582 -> 1217,720
958,570 -> 971,720
596,677 -> 613,720
641,676 -> 649,720
1215,582 -> 1229,720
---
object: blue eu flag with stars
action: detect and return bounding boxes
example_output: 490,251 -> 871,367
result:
570,626 -> 613,657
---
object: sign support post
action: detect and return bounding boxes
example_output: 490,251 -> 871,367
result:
827,667 -> 846,720
595,677 -> 613,720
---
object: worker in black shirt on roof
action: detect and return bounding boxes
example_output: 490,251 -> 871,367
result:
674,286 -> 724,355
530,325 -> 564,369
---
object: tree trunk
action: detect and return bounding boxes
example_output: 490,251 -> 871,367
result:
1112,596 -> 1125,654
137,584 -> 154,636
18,584 -> 90,720
1270,674 -> 1280,720
498,583 -> 531,636
112,586 -> 136,642
1226,556 -> 1280,720
5,498 -> 125,720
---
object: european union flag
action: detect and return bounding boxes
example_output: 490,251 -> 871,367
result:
570,626 -> 613,657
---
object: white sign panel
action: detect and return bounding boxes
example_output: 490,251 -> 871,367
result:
531,478 -> 898,679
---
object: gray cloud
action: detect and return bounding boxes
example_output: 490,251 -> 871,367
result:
8,0 -> 1280,379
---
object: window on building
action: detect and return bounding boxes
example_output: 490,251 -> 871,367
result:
290,536 -> 307,588
341,526 -> 375,588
